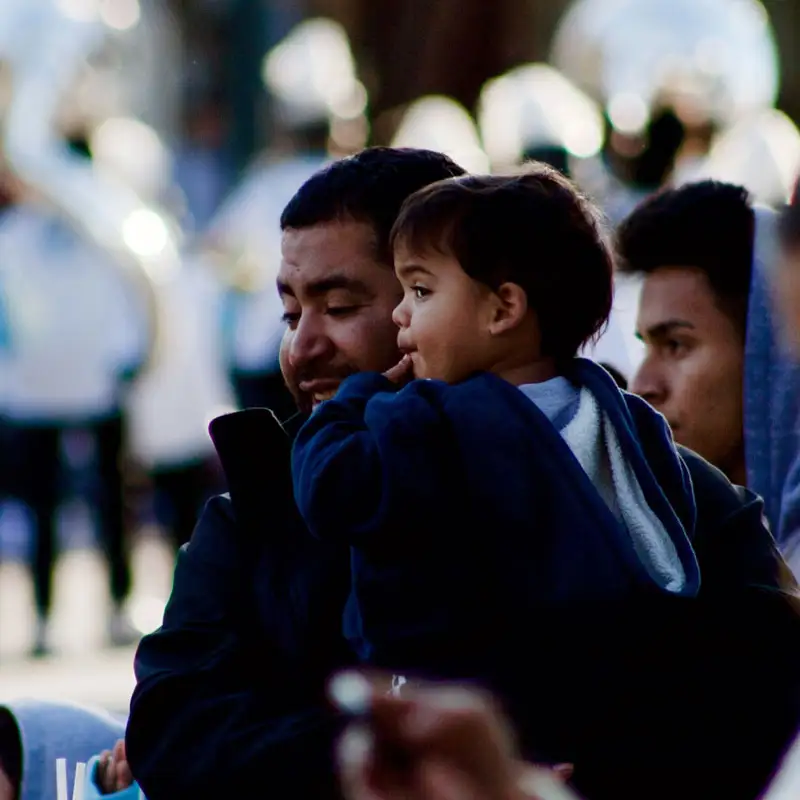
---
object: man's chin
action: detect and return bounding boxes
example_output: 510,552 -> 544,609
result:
310,390 -> 338,409
288,379 -> 346,414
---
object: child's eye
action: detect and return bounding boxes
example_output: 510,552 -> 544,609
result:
412,286 -> 431,299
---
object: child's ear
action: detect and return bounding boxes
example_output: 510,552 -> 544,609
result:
488,282 -> 528,335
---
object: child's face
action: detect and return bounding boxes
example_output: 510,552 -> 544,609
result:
392,245 -> 498,382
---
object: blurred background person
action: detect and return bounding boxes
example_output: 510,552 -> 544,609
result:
0,0 -> 200,662
172,90 -> 232,237
549,0 -> 790,220
104,105 -> 233,558
617,181 -> 800,573
0,152 -> 148,655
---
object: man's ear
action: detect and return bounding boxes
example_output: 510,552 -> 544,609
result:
487,282 -> 528,335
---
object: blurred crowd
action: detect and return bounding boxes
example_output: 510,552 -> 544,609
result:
1,0 -> 800,798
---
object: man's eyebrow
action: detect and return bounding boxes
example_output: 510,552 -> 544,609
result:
636,319 -> 695,341
277,274 -> 374,298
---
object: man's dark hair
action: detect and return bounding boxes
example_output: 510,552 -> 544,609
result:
280,147 -> 466,262
389,164 -> 614,362
616,180 -> 755,336
780,177 -> 800,249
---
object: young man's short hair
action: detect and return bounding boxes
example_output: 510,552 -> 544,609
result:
280,147 -> 466,262
615,180 -> 755,337
389,164 -> 614,362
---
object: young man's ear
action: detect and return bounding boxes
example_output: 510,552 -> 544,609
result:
487,282 -> 528,335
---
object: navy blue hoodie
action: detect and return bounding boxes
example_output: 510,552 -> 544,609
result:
129,391 -> 800,800
293,358 -> 702,687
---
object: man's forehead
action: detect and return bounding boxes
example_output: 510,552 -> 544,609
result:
281,220 -> 378,261
637,267 -> 721,332
278,221 -> 386,287
639,267 -> 713,311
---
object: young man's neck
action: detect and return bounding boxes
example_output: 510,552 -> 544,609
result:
725,455 -> 748,488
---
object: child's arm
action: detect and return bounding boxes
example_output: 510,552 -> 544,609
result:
292,372 -> 449,546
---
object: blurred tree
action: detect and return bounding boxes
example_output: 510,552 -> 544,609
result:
311,0 -> 542,141
311,0 -> 799,143
764,0 -> 800,122
163,0 -> 799,163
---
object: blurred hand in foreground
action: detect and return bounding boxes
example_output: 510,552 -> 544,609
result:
330,672 -> 576,800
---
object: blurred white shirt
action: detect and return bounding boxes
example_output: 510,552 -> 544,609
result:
208,154 -> 329,372
0,204 -> 147,423
581,274 -> 644,381
124,252 -> 235,468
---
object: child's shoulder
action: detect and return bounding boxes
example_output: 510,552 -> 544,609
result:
435,373 -> 531,422
402,372 -> 503,402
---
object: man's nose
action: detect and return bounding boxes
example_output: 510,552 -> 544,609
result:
630,360 -> 666,406
287,313 -> 333,368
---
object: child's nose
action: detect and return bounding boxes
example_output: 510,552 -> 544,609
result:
392,297 -> 409,329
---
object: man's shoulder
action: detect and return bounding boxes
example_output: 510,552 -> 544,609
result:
183,492 -> 240,567
209,407 -> 297,512
202,408 -> 345,562
209,407 -> 293,455
677,445 -> 753,516
673,446 -> 797,592
183,407 -> 303,561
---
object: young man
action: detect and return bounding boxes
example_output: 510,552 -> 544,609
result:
128,152 -> 800,800
618,181 -> 800,571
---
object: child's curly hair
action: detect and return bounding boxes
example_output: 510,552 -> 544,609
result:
390,163 -> 613,362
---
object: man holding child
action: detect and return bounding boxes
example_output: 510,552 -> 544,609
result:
128,148 -> 800,800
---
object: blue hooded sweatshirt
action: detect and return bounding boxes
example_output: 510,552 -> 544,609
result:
0,699 -> 140,800
293,358 -> 701,689
744,207 -> 800,574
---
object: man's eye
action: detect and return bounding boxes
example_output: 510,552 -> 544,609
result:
326,305 -> 360,317
412,286 -> 431,299
665,339 -> 688,357
281,311 -> 300,329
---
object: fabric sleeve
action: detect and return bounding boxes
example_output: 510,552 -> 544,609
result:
292,374 -> 450,547
126,496 -> 342,800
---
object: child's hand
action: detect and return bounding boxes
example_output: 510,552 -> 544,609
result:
383,355 -> 414,385
96,740 -> 134,795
